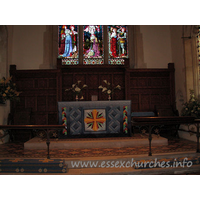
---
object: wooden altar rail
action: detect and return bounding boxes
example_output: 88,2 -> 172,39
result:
131,116 -> 199,156
0,125 -> 66,159
1,117 -> 199,158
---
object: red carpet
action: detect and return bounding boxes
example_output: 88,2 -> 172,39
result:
0,137 -> 198,158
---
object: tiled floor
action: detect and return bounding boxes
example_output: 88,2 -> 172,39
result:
0,136 -> 198,159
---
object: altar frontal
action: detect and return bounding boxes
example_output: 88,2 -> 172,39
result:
58,100 -> 131,138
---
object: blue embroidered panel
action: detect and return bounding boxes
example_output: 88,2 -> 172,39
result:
58,100 -> 131,138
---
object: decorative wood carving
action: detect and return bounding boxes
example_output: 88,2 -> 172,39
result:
9,62 -> 176,126
127,63 -> 175,112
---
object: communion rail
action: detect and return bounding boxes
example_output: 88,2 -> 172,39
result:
0,125 -> 66,159
131,116 -> 199,156
0,117 -> 199,158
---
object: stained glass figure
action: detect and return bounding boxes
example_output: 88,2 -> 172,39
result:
58,25 -> 79,65
108,25 -> 128,65
83,25 -> 104,65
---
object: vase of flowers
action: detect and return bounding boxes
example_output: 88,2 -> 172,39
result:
0,76 -> 21,104
181,89 -> 200,118
98,80 -> 121,101
0,76 -> 21,144
65,80 -> 87,101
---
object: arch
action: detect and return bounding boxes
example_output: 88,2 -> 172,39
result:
182,25 -> 199,100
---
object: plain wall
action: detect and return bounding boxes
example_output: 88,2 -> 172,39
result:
6,25 -> 187,113
8,25 -> 175,70
140,25 -> 173,68
170,25 -> 186,113
10,25 -> 48,69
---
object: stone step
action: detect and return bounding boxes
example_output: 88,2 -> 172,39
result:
24,135 -> 168,150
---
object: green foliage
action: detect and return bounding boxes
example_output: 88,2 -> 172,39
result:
0,76 -> 21,103
181,89 -> 200,118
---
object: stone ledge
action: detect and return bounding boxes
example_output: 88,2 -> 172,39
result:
24,135 -> 168,150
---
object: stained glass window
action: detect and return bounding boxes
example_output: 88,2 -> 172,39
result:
83,25 -> 104,65
58,25 -> 79,65
108,25 -> 128,65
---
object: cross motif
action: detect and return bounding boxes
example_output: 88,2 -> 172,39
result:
84,109 -> 106,131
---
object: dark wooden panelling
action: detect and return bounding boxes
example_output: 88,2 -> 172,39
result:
10,62 -> 176,126
35,113 -> 47,125
48,113 -> 57,124
151,94 -> 160,104
48,96 -> 57,112
26,96 -> 36,111
88,89 -> 99,101
87,74 -> 99,89
127,63 -> 175,112
113,74 -> 125,87
113,89 -> 125,100
61,65 -> 126,102
10,66 -> 59,126
37,96 -> 46,111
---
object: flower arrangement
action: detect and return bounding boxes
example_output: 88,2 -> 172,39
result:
98,80 -> 121,100
65,80 -> 87,101
0,76 -> 21,104
181,89 -> 200,118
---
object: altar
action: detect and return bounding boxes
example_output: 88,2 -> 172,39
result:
58,100 -> 132,138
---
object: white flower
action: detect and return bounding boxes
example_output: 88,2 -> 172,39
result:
98,85 -> 103,89
82,84 -> 87,88
107,90 -> 111,95
77,80 -> 81,84
103,80 -> 107,84
107,82 -> 111,85
72,84 -> 76,88
75,87 -> 81,93
115,85 -> 121,90
102,87 -> 107,92
80,96 -> 84,100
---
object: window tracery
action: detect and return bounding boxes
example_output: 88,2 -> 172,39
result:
58,25 -> 128,65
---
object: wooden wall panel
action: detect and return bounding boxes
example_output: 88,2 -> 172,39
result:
60,65 -> 126,102
127,63 -> 175,112
10,66 -> 59,126
88,74 -> 99,89
9,62 -> 176,126
48,95 -> 57,112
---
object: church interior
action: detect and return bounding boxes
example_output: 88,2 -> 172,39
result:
0,25 -> 200,176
